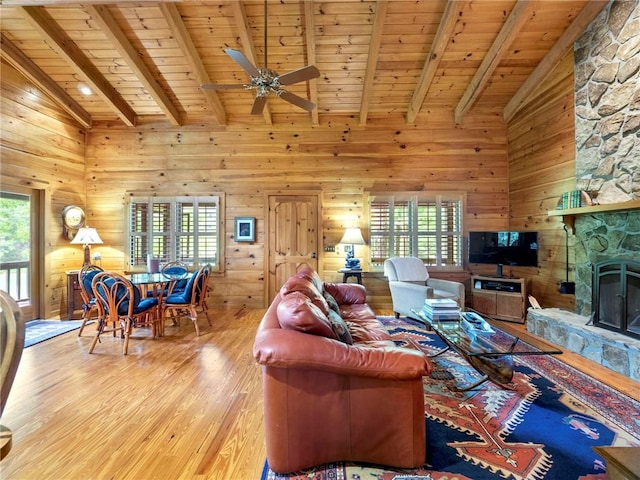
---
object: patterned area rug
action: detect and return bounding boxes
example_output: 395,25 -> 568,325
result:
262,316 -> 640,480
24,320 -> 87,347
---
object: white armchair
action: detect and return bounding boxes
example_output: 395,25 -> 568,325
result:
383,257 -> 465,319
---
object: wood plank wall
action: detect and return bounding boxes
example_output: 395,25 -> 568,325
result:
4,52 -> 582,317
506,50 -> 577,311
1,61 -> 87,319
84,110 -> 510,311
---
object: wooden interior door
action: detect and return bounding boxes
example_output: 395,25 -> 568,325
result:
267,194 -> 320,303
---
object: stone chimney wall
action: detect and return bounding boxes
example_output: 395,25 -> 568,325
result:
572,0 -> 640,316
574,0 -> 639,203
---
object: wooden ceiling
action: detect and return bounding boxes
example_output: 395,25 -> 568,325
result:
0,0 -> 607,129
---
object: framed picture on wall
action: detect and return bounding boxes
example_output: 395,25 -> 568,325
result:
235,217 -> 255,242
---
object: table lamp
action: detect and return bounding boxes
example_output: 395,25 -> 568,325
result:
339,227 -> 366,269
70,226 -> 103,266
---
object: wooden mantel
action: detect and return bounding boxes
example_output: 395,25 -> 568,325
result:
548,200 -> 640,233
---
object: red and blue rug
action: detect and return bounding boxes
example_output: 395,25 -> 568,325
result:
262,316 -> 640,480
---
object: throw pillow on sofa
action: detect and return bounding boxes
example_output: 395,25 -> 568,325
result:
277,291 -> 337,339
323,290 -> 340,313
327,310 -> 353,344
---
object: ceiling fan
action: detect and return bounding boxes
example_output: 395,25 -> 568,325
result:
201,1 -> 320,115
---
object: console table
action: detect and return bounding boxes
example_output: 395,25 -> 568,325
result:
338,268 -> 363,284
471,275 -> 526,323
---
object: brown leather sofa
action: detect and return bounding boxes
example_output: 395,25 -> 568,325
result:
253,266 -> 432,474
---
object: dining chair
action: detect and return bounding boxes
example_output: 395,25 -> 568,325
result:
159,261 -> 190,295
90,272 -> 159,355
77,264 -> 104,336
162,266 -> 212,336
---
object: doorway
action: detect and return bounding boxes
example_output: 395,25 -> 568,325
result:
0,187 -> 42,320
266,193 -> 320,304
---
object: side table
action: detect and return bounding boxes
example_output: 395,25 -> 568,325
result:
66,270 -> 84,320
338,268 -> 363,284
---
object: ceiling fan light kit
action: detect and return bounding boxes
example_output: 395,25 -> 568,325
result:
201,1 -> 320,115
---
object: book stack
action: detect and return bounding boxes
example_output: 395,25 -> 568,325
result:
422,298 -> 460,322
558,190 -> 592,209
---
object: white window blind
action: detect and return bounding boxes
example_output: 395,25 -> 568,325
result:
369,194 -> 463,269
128,196 -> 220,270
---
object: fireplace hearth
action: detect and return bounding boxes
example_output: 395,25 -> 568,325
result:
592,259 -> 640,340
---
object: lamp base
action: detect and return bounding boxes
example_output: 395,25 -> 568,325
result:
345,258 -> 361,269
83,245 -> 92,266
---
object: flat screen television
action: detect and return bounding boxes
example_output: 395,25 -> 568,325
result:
468,231 -> 539,271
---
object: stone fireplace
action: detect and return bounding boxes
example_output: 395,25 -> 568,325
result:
592,259 -> 640,339
526,0 -> 640,381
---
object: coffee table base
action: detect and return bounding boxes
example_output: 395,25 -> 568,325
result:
406,336 -> 515,391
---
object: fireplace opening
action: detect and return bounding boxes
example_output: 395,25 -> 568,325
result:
592,259 -> 640,340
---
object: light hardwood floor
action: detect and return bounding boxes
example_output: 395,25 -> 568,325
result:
1,308 -> 638,479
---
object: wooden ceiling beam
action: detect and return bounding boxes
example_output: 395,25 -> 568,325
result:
455,0 -> 535,124
17,6 -> 136,127
359,1 -> 388,126
1,33 -> 92,129
159,3 -> 226,126
229,0 -> 272,125
504,0 -> 608,123
406,1 -> 467,124
303,0 -> 319,126
85,4 -> 182,127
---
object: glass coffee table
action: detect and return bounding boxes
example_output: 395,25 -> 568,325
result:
410,309 -> 562,391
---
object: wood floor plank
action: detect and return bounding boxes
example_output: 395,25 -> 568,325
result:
1,307 -> 636,479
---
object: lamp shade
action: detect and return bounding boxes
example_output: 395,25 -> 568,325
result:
339,227 -> 366,245
70,227 -> 103,245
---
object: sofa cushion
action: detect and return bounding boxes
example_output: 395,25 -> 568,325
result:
324,282 -> 367,305
294,266 -> 324,293
280,276 -> 330,315
339,303 -> 377,322
346,318 -> 392,342
277,292 -> 337,339
327,310 -> 353,344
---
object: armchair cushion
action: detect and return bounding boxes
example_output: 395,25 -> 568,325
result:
384,256 -> 429,282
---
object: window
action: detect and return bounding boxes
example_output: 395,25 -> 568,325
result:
128,196 -> 222,271
369,193 -> 463,269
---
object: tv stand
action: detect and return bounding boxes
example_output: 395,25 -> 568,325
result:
471,275 -> 527,323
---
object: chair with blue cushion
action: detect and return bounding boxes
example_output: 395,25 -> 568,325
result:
162,267 -> 211,336
90,271 -> 159,355
77,264 -> 104,336
144,261 -> 189,300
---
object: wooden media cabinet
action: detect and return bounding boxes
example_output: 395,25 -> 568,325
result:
471,275 -> 527,323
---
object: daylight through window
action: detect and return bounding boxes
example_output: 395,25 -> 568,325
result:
369,194 -> 463,269
128,196 -> 221,270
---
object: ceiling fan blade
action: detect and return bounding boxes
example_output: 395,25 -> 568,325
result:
224,49 -> 260,78
276,65 -> 320,86
278,91 -> 316,112
201,84 -> 247,90
251,95 -> 268,115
